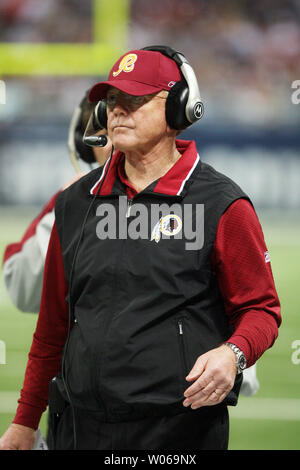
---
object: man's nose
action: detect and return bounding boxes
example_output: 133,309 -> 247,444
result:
111,97 -> 129,114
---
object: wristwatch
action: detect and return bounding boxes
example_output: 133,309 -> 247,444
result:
225,342 -> 247,374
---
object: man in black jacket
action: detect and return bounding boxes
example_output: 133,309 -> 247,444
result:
0,46 -> 281,450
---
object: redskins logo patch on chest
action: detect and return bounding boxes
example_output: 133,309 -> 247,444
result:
151,214 -> 183,243
113,53 -> 138,77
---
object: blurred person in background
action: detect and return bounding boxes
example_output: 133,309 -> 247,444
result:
0,46 -> 277,451
1,91 -> 112,450
2,92 -> 112,315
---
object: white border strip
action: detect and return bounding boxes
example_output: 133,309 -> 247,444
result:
177,153 -> 200,196
89,156 -> 112,195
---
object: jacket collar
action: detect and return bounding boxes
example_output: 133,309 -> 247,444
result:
90,139 -> 200,197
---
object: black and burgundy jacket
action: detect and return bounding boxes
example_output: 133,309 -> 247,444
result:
13,139 -> 281,428
52,139 -> 275,421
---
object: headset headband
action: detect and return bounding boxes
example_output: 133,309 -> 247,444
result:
141,45 -> 204,124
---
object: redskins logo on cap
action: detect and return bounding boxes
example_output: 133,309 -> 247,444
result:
113,53 -> 138,77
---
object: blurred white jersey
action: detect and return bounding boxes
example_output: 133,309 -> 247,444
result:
2,192 -> 59,313
32,428 -> 48,450
240,364 -> 260,396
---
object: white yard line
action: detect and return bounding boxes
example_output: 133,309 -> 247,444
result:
229,397 -> 300,421
0,392 -> 20,413
0,392 -> 300,421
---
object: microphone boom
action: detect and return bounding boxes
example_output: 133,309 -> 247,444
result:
83,135 -> 108,147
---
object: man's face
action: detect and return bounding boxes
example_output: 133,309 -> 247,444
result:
106,87 -> 171,154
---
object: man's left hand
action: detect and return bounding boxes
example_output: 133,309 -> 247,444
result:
183,344 -> 237,409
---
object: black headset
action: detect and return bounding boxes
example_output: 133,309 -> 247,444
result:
92,45 -> 204,131
68,92 -> 97,165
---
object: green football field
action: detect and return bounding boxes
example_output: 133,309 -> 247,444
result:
0,207 -> 299,450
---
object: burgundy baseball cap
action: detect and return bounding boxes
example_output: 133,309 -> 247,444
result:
88,49 -> 182,102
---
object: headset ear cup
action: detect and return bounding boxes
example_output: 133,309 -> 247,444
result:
165,81 -> 190,130
95,100 -> 108,129
75,128 -> 95,164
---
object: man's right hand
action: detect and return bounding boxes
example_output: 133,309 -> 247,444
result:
0,423 -> 36,450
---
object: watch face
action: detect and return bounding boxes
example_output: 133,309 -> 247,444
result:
239,355 -> 247,370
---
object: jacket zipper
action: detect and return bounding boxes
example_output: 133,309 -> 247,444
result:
177,319 -> 189,378
126,198 -> 133,218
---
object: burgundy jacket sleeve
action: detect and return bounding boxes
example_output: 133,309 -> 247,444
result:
211,198 -> 281,367
13,221 -> 69,430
